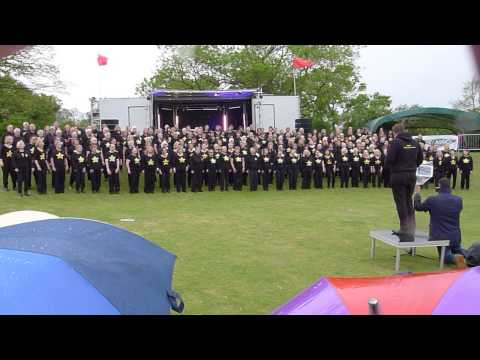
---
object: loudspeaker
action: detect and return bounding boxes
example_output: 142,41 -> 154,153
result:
295,118 -> 312,133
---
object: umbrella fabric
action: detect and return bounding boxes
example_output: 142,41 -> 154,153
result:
272,268 -> 480,315
0,249 -> 119,315
0,218 -> 177,315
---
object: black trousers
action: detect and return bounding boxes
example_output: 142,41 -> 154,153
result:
448,169 -> 457,189
161,171 -> 171,192
144,169 -> 156,193
32,167 -> 39,190
175,171 -> 187,192
91,169 -> 102,192
233,170 -> 243,191
249,170 -> 259,191
130,170 -> 140,193
16,168 -> 29,194
75,169 -> 85,192
461,171 -> 470,189
2,163 -> 17,189
54,168 -> 65,193
383,170 -> 391,188
36,169 -> 47,194
109,171 -> 120,193
339,168 -> 349,188
301,171 -> 312,189
187,170 -> 192,187
390,172 -> 416,236
313,170 -> 323,189
326,170 -> 335,188
362,171 -> 370,188
51,170 -> 56,188
218,171 -> 228,191
262,171 -> 271,191
288,168 -> 299,190
69,168 -> 75,187
191,170 -> 203,192
351,169 -> 360,187
372,171 -> 382,188
275,170 -> 285,190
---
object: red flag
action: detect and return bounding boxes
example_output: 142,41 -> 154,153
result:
292,56 -> 314,69
97,54 -> 108,66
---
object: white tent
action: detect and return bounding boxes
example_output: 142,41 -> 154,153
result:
0,211 -> 58,228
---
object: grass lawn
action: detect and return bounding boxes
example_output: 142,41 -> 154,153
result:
1,160 -> 478,314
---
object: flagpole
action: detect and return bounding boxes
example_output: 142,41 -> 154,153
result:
293,68 -> 297,96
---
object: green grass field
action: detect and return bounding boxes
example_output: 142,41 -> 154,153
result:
1,162 -> 478,314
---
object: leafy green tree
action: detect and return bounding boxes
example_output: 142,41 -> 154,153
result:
340,91 -> 392,129
137,45 -> 383,130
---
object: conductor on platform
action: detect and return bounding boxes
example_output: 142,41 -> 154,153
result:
385,124 -> 423,242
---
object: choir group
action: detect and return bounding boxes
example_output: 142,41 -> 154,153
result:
0,121 -> 474,196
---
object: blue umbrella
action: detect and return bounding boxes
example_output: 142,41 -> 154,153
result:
0,218 -> 183,315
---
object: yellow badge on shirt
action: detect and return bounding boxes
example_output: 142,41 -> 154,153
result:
342,156 -> 348,161
6,150 -> 12,158
134,157 -> 140,164
451,160 -> 456,165
235,157 -> 241,162
264,157 -> 269,162
179,157 -> 185,163
40,154 -> 45,160
79,156 -> 85,163
92,156 -> 99,163
210,158 -> 216,164
224,156 -> 229,161
306,160 -> 312,166
109,155 -> 116,162
148,159 -> 154,166
464,159 -> 470,164
56,153 -> 64,160
163,159 -> 169,166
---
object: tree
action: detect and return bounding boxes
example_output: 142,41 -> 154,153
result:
340,92 -> 392,130
393,104 -> 422,112
0,45 -> 63,92
0,75 -> 61,134
453,78 -> 480,112
137,45 -> 379,130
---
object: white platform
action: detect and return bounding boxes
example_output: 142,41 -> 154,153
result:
369,229 -> 450,272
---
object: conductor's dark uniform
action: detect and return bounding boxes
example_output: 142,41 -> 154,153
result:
385,132 -> 423,241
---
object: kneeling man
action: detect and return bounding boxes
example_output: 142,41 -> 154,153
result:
414,178 -> 466,268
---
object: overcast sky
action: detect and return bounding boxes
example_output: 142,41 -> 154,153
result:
51,45 -> 477,113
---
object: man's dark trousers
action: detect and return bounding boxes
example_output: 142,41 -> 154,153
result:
391,172 -> 416,239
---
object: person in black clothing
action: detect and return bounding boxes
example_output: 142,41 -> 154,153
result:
50,142 -> 68,194
126,147 -> 142,193
385,124 -> 423,242
158,147 -> 171,193
33,138 -> 48,194
313,150 -> 324,189
173,148 -> 188,193
26,135 -> 37,190
350,149 -> 361,188
12,140 -> 31,196
446,149 -> 458,189
459,150 -> 473,190
190,146 -> 204,192
338,148 -> 350,188
433,150 -> 446,187
260,148 -> 273,191
205,148 -> 217,191
87,143 -> 103,193
360,150 -> 372,188
382,145 -> 390,188
274,146 -> 287,191
371,149 -> 383,188
1,135 -> 17,191
299,149 -> 314,189
216,146 -> 229,192
142,145 -> 158,193
286,150 -> 300,190
230,146 -> 245,191
324,149 -> 335,188
71,144 -> 87,193
245,147 -> 260,191
106,143 -> 120,194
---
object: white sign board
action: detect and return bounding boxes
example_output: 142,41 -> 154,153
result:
416,161 -> 434,185
414,135 -> 458,151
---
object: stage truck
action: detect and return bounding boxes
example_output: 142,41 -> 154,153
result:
90,89 -> 301,131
